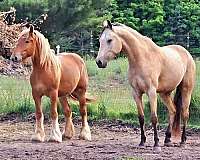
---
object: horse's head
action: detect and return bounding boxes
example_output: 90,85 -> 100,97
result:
96,20 -> 122,68
11,25 -> 36,62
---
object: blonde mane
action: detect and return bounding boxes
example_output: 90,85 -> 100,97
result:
113,23 -> 159,48
20,29 -> 61,71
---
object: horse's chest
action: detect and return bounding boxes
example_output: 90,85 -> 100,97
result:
33,83 -> 46,92
31,76 -> 57,96
128,74 -> 148,92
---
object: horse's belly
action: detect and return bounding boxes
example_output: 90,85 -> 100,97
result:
157,73 -> 184,92
58,82 -> 76,97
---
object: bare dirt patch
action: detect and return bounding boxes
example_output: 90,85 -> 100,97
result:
0,120 -> 200,160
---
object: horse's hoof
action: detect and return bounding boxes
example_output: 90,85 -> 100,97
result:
62,134 -> 73,140
48,136 -> 62,143
164,142 -> 173,147
138,144 -> 145,149
153,146 -> 161,153
49,130 -> 62,143
79,125 -> 91,141
138,142 -> 145,149
79,133 -> 91,141
62,126 -> 75,140
79,126 -> 92,141
180,142 -> 186,148
31,134 -> 45,142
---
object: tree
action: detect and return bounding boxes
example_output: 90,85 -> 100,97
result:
0,0 -> 48,21
108,0 -> 164,45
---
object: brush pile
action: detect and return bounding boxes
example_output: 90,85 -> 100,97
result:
0,8 -> 48,77
0,8 -> 31,77
0,7 -> 21,59
0,56 -> 31,78
0,20 -> 21,48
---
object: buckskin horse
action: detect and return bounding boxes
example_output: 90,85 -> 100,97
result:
11,25 -> 94,142
96,20 -> 195,152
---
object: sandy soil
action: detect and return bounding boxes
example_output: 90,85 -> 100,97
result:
0,119 -> 200,160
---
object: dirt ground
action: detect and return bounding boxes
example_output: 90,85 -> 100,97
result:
0,119 -> 200,160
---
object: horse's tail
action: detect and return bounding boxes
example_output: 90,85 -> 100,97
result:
69,94 -> 96,103
172,83 -> 182,137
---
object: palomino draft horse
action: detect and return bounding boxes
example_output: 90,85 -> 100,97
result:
96,20 -> 195,152
11,25 -> 93,142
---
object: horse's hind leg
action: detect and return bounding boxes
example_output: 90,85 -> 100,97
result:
180,61 -> 195,145
72,88 -> 91,141
79,95 -> 91,140
59,96 -> 75,139
48,90 -> 62,142
159,92 -> 176,146
180,87 -> 193,145
31,93 -> 45,142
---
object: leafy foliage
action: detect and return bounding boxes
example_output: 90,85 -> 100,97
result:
1,0 -> 200,55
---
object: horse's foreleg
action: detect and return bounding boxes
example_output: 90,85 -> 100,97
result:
159,92 -> 176,146
79,96 -> 91,141
147,88 -> 161,152
48,90 -> 62,142
31,93 -> 45,142
59,96 -> 75,139
132,90 -> 146,147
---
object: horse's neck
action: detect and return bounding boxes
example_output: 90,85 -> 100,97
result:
114,27 -> 159,66
31,42 -> 51,70
31,42 -> 42,68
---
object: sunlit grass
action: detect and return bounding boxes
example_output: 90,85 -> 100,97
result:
0,58 -> 200,127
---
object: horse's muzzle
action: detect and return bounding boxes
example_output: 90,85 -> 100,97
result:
96,60 -> 107,68
10,54 -> 22,62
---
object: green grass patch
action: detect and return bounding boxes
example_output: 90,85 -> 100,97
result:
0,58 -> 200,128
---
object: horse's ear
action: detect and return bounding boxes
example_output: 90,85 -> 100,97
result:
29,25 -> 34,34
107,20 -> 112,30
25,23 -> 30,28
103,20 -> 112,30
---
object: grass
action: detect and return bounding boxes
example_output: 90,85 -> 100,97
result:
0,58 -> 200,127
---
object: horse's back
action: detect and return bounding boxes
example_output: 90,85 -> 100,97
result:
58,52 -> 85,66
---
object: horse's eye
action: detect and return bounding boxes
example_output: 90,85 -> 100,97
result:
25,40 -> 29,43
107,39 -> 112,44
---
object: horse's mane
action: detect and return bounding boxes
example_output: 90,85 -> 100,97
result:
112,23 -> 146,40
112,22 -> 159,48
20,29 -> 61,71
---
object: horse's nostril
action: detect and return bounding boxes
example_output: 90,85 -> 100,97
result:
11,56 -> 18,62
96,60 -> 102,67
11,56 -> 15,61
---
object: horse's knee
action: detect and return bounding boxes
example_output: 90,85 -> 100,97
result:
63,107 -> 72,118
182,109 -> 189,121
50,108 -> 58,120
80,106 -> 87,117
36,111 -> 43,120
79,97 -> 87,113
138,115 -> 145,124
